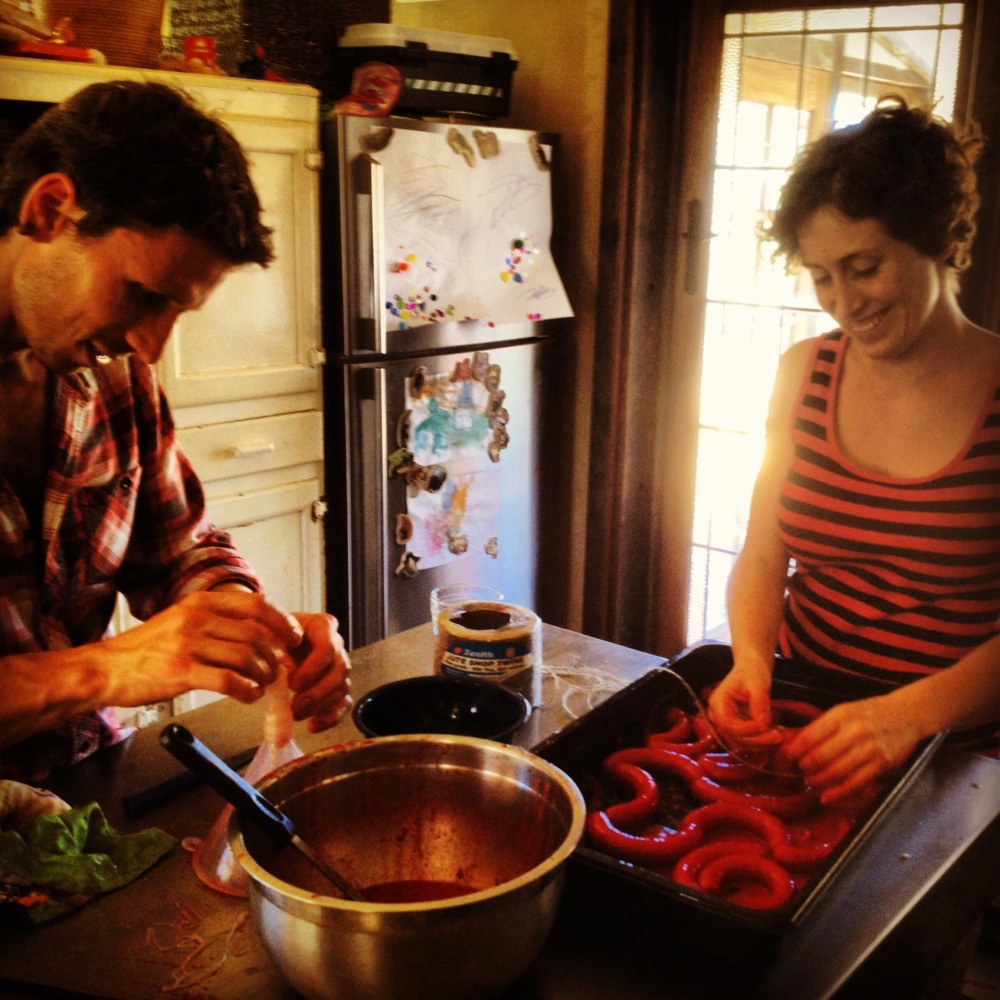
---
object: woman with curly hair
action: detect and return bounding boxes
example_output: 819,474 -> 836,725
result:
707,96 -> 1000,804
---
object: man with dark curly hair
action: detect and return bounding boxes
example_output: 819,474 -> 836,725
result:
0,81 -> 350,781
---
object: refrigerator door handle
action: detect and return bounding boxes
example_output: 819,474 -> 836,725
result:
348,152 -> 388,356
369,158 -> 387,356
351,364 -> 389,643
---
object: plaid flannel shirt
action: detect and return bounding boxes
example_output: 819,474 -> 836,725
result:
1,358 -> 261,781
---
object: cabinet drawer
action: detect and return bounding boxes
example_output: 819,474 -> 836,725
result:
177,411 -> 323,483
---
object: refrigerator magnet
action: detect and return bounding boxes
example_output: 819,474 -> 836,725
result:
446,127 -> 476,167
387,447 -> 414,476
396,408 -> 411,448
473,130 -> 500,159
425,465 -> 447,493
395,551 -> 420,579
395,514 -> 413,546
408,366 -> 426,399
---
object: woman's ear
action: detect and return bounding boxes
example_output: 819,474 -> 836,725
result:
17,173 -> 84,240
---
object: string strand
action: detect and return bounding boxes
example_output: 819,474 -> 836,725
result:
541,661 -> 628,719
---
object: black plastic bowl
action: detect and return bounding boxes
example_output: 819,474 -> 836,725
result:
352,675 -> 532,742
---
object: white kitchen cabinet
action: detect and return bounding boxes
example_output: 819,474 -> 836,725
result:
0,57 -> 327,718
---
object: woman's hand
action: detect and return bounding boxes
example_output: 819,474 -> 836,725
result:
707,659 -> 776,745
285,612 -> 353,732
783,696 -> 921,803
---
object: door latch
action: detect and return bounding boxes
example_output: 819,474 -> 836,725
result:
681,198 -> 716,294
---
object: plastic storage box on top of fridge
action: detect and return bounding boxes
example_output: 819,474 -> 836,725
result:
332,23 -> 518,119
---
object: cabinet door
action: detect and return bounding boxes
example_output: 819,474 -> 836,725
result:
209,478 -> 326,614
169,478 -> 325,715
158,115 -> 323,409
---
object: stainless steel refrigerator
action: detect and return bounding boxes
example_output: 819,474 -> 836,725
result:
322,114 -> 572,649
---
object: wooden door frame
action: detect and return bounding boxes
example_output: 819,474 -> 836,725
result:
582,0 -> 725,656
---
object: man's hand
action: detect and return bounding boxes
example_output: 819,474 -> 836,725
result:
100,590 -> 305,707
285,612 -> 353,732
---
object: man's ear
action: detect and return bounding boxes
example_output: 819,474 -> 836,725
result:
17,173 -> 85,240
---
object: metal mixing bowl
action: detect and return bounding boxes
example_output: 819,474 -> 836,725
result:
228,734 -> 586,1000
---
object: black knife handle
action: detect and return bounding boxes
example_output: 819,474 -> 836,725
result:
123,745 -> 257,817
160,723 -> 294,847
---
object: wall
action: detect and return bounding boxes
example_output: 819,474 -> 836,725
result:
162,0 -> 243,72
163,0 -> 390,90
391,0 -> 609,631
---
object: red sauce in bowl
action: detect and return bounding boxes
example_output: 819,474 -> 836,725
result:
362,879 -> 479,903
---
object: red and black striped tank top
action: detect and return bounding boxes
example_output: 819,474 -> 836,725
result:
777,331 -> 1000,691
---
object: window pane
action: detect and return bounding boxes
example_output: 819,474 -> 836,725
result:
874,4 -> 946,28
699,303 -> 783,434
807,8 -> 871,31
745,11 -> 805,33
687,545 -> 710,638
935,29 -> 961,117
867,29 -> 943,102
691,429 -> 763,551
716,37 -> 743,167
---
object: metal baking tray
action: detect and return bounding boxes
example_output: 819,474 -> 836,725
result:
532,640 -> 942,968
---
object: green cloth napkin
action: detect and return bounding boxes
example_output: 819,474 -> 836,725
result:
0,802 -> 175,923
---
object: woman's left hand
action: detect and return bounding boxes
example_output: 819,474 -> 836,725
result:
783,696 -> 921,803
284,612 -> 352,732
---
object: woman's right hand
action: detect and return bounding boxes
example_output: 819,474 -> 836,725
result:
707,658 -> 777,745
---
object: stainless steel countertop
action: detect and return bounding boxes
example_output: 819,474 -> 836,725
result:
1,623 -> 997,1000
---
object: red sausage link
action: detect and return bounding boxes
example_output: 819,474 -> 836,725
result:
647,706 -> 692,744
682,801 -> 790,854
697,751 -> 762,785
769,740 -> 800,776
691,774 -> 819,819
605,747 -> 705,785
602,761 -> 660,829
698,854 -> 794,910
585,809 -> 704,864
587,695 -> 855,910
672,838 -> 768,890
770,699 -> 823,726
647,712 -> 717,755
775,811 -> 854,871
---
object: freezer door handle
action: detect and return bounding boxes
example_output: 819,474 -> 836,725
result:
350,365 -> 389,642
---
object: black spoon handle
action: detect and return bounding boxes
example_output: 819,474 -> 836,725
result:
160,723 -> 294,847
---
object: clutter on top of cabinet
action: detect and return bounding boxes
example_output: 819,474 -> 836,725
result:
331,23 -> 517,120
